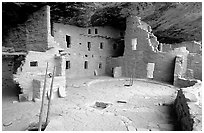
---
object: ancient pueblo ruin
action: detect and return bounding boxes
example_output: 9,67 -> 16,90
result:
2,3 -> 202,131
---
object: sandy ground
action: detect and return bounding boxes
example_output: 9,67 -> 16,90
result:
2,76 -> 180,131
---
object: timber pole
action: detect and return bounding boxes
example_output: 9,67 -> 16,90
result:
38,62 -> 48,131
45,66 -> 56,126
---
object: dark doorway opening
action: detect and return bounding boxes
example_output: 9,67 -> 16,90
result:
112,39 -> 125,57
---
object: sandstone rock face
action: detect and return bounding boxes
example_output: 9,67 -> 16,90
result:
2,2 -> 202,45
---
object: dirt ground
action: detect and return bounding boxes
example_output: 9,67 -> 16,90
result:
2,76 -> 180,131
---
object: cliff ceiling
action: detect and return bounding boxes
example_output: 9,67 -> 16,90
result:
2,2 -> 202,44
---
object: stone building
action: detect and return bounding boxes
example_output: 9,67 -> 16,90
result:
53,23 -> 124,78
2,5 -> 202,101
2,5 -> 124,101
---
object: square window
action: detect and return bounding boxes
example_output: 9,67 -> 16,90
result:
30,61 -> 38,67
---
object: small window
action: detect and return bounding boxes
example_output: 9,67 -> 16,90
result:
79,43 -> 82,45
30,61 -> 38,67
84,61 -> 88,69
99,63 -> 102,69
59,50 -> 63,54
85,55 -> 88,57
113,44 -> 117,50
95,28 -> 98,34
87,42 -> 91,51
100,42 -> 103,49
66,35 -> 71,48
66,61 -> 70,69
88,29 -> 91,34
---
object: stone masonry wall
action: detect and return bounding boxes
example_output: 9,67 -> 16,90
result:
13,47 -> 66,101
11,5 -> 67,101
106,15 -> 189,84
2,6 -> 50,52
2,56 -> 16,91
25,6 -> 50,51
172,41 -> 202,54
53,23 -> 122,78
186,53 -> 202,80
162,41 -> 201,54
2,25 -> 27,52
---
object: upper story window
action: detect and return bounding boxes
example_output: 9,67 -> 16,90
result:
66,61 -> 70,69
30,61 -> 38,67
66,35 -> 71,48
87,42 -> 91,51
100,42 -> 103,49
88,29 -> 91,34
95,28 -> 98,34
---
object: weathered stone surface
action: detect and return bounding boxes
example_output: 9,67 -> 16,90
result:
32,79 -> 41,99
187,53 -> 202,80
185,69 -> 194,79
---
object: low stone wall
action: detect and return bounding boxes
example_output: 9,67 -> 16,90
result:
174,78 -> 198,88
174,82 -> 202,131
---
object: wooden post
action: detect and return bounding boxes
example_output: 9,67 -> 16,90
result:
38,62 -> 48,131
45,66 -> 56,126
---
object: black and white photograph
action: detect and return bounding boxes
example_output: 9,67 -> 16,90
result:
1,1 -> 202,131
